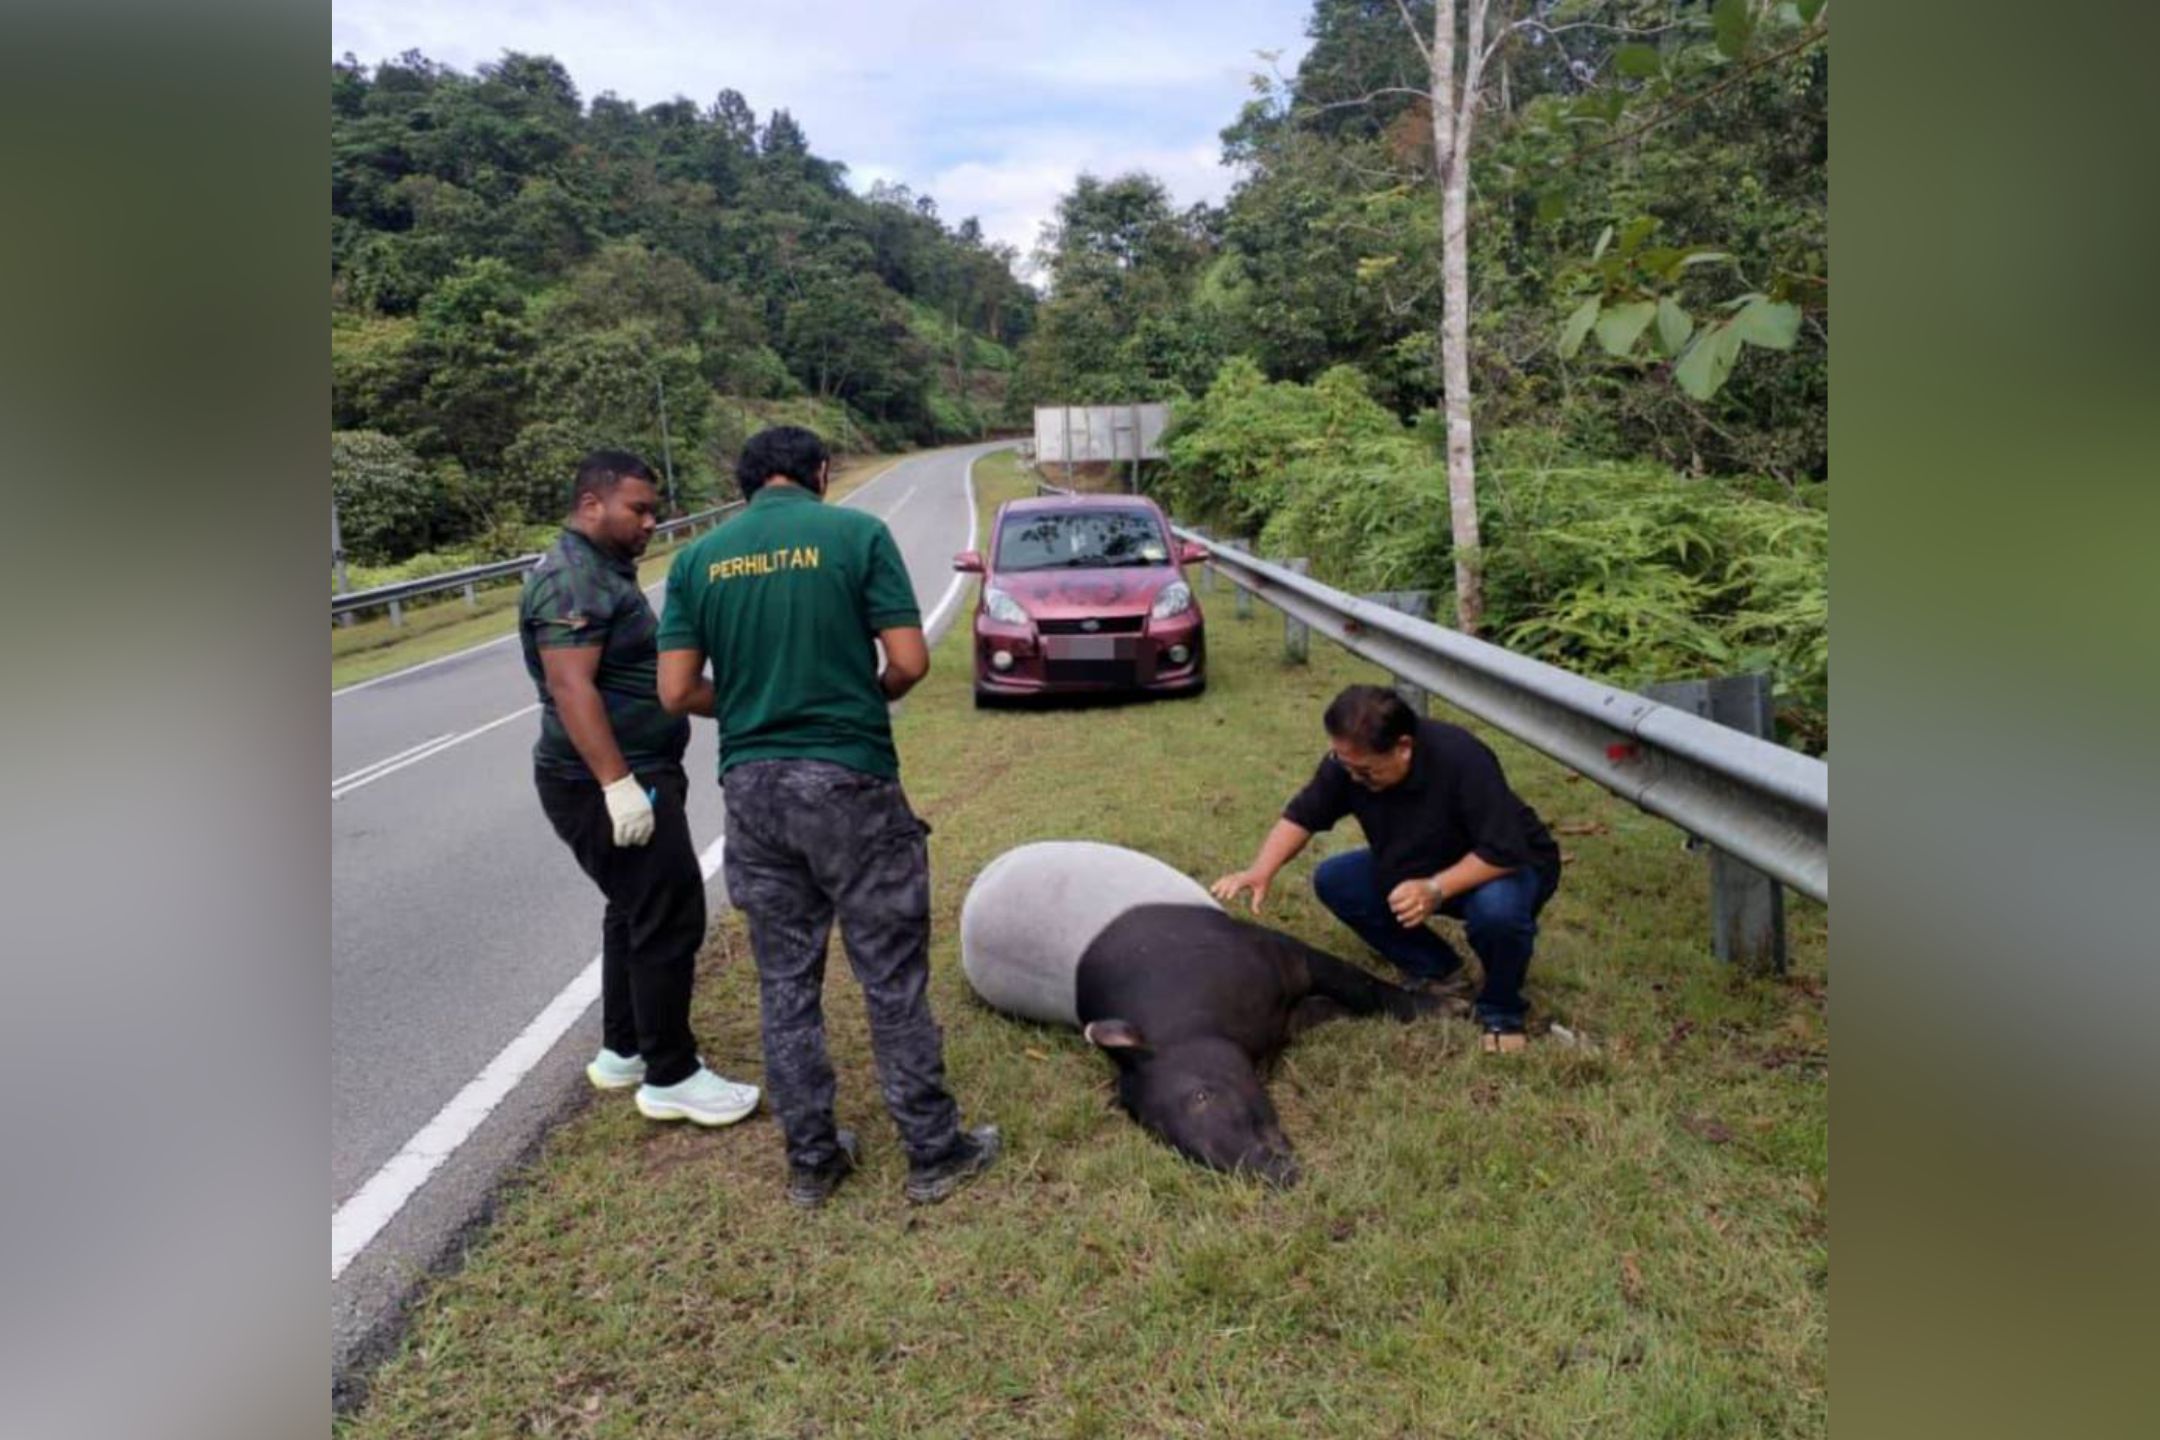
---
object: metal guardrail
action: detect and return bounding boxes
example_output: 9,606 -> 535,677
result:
331,503 -> 744,623
1180,532 -> 1830,903
707,462 -> 1827,903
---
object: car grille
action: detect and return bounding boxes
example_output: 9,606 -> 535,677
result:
1044,660 -> 1138,686
1038,615 -> 1146,635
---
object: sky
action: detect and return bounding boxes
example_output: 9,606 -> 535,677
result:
331,1 -> 1315,276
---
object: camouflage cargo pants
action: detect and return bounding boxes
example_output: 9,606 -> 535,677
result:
721,760 -> 962,1171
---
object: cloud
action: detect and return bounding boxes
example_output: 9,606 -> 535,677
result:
332,0 -> 1311,278
928,140 -> 1231,271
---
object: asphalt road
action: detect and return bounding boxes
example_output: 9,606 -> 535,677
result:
331,441 -> 994,1400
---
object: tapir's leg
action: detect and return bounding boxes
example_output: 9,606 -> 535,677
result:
1289,939 -> 1433,1023
1286,993 -> 1352,1039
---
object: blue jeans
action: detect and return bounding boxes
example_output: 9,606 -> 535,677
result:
1312,849 -> 1556,1030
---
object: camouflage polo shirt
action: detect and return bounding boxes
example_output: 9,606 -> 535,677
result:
518,526 -> 689,781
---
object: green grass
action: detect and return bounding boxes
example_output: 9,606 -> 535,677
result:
340,448 -> 1828,1437
331,457 -> 901,690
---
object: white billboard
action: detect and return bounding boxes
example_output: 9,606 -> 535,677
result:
1034,404 -> 1170,463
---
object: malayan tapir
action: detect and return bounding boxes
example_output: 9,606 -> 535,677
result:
960,840 -> 1445,1185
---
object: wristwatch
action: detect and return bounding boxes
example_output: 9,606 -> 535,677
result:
1424,877 -> 1446,907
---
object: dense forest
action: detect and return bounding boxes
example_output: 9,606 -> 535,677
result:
330,0 -> 1826,742
1020,0 -> 1827,479
1012,0 -> 1829,744
330,50 -> 1036,564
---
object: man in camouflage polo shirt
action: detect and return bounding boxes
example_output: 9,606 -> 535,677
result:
658,426 -> 999,1209
521,450 -> 760,1128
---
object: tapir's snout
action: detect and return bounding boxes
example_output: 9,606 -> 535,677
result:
1245,1148 -> 1302,1188
1238,1120 -> 1301,1188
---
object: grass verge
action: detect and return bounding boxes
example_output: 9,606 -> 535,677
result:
331,456 -> 905,690
340,448 -> 1827,1438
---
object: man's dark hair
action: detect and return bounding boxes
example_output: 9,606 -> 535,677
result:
736,425 -> 829,499
1322,684 -> 1419,753
571,450 -> 659,510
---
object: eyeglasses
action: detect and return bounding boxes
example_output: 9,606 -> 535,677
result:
1331,749 -> 1403,784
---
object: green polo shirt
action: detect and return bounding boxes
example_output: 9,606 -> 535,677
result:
519,526 -> 690,781
658,485 -> 921,780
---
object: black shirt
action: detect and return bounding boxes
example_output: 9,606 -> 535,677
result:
1282,719 -> 1560,891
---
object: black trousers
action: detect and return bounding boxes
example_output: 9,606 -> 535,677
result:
536,762 -> 704,1087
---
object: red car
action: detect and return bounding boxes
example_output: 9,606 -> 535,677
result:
954,494 -> 1209,705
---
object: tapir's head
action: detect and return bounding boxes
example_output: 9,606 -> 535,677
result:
1084,1021 -> 1300,1187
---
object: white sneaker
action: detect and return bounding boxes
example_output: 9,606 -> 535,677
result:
635,1066 -> 761,1127
586,1048 -> 646,1091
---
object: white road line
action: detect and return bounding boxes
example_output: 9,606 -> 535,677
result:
332,630 -> 523,698
922,452 -> 984,642
330,733 -> 468,797
332,733 -> 456,790
333,577 -> 676,701
331,704 -> 538,801
879,486 -> 920,519
838,454 -> 916,504
332,832 -> 731,1279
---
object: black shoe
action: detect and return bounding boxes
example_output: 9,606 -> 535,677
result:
785,1128 -> 861,1210
903,1125 -> 1002,1205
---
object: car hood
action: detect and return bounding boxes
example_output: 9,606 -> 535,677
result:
994,567 -> 1173,618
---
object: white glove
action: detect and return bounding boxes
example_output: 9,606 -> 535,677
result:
602,775 -> 656,847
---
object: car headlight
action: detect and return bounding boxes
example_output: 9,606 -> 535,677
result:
1151,582 -> 1193,620
982,586 -> 1031,625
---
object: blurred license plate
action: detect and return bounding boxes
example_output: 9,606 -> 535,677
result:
1046,635 -> 1120,660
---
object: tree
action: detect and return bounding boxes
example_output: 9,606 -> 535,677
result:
331,430 -> 444,563
1423,0 -> 1497,633
1018,172 -> 1217,406
1270,1 -> 1500,629
1277,1 -> 1830,625
518,323 -> 712,510
406,258 -> 537,476
1545,3 -> 1830,417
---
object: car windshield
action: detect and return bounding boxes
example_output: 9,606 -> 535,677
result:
995,509 -> 1169,572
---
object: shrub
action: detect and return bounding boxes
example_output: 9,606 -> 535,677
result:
1161,363 -> 1829,749
332,430 -> 448,564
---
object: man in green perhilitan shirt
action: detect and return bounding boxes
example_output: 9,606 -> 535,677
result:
520,450 -> 760,1128
659,427 -> 999,1211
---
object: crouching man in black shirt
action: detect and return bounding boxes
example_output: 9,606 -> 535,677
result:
1212,685 -> 1561,1053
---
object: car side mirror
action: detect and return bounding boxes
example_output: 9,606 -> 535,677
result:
953,550 -> 985,574
1178,541 -> 1211,565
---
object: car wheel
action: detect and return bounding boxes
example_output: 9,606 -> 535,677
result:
973,687 -> 996,710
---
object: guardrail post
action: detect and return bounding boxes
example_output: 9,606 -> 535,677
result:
1281,558 -> 1310,663
1191,528 -> 1215,592
1644,674 -> 1788,972
1361,590 -> 1435,714
463,582 -> 478,610
387,597 -> 404,629
1227,539 -> 1255,619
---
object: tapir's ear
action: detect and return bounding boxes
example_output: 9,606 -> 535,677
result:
1083,1019 -> 1148,1051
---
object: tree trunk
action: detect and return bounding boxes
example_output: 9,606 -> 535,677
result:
1430,0 -> 1487,635
952,298 -> 970,427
